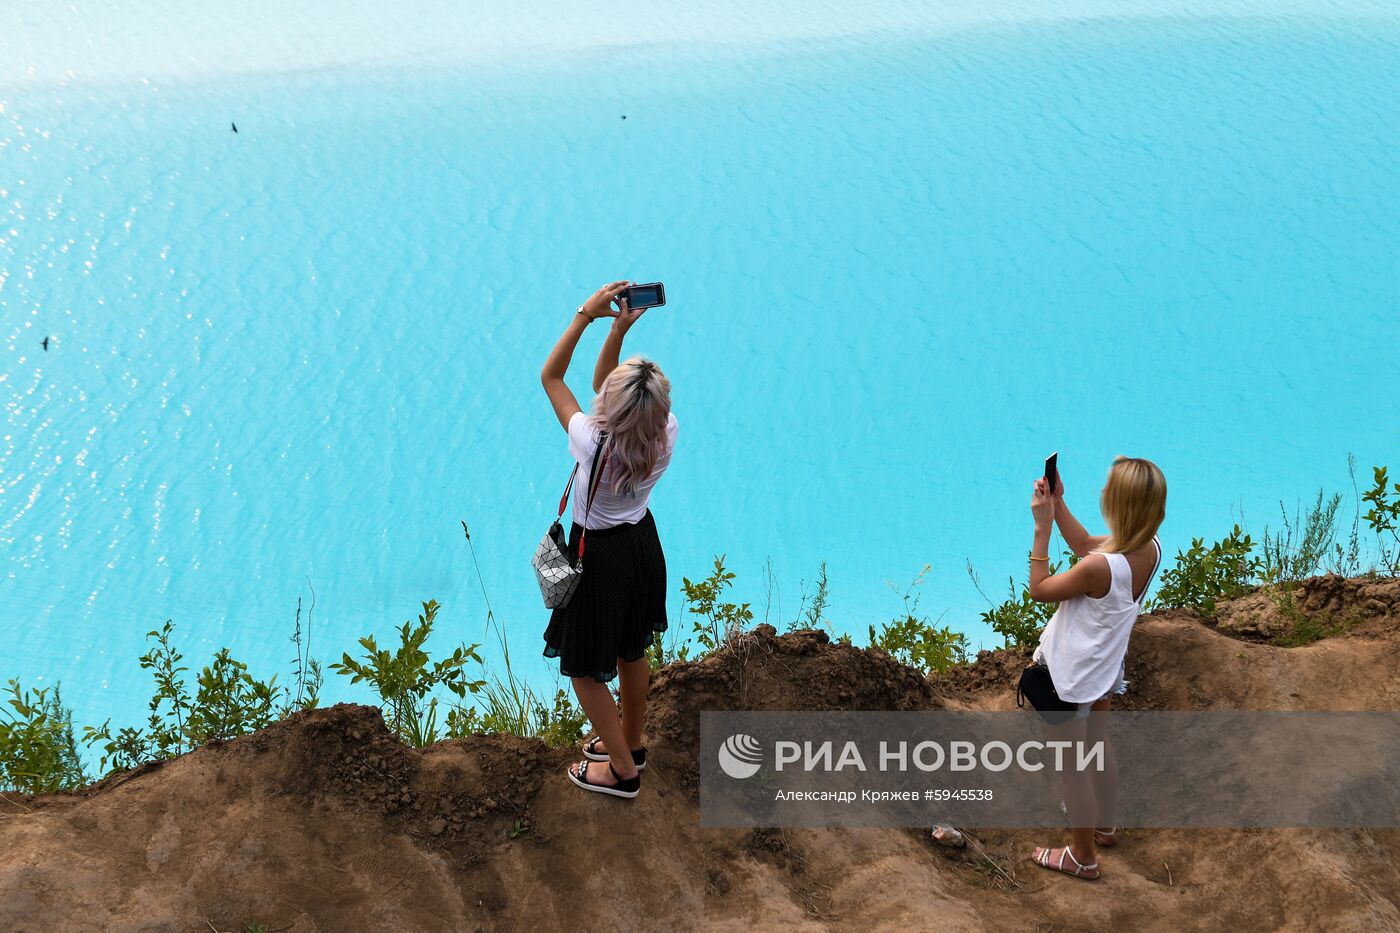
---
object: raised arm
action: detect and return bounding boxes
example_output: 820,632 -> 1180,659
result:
1051,476 -> 1109,557
541,280 -> 628,430
1028,477 -> 1110,603
592,285 -> 649,392
592,319 -> 625,393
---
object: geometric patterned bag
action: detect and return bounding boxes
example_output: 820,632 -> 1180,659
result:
531,434 -> 611,609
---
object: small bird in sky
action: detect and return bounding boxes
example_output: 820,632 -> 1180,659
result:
41,337 -> 49,351
231,122 -> 238,133
621,115 -> 627,120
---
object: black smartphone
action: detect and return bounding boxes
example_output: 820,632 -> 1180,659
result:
620,282 -> 665,311
1044,452 -> 1059,495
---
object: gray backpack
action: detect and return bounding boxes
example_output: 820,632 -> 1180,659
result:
532,433 -> 610,609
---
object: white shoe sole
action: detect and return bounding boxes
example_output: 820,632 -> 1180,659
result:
568,769 -> 640,799
582,748 -> 646,770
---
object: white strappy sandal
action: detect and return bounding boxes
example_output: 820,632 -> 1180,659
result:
1031,845 -> 1100,880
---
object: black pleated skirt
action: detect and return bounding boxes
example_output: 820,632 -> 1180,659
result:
542,510 -> 668,683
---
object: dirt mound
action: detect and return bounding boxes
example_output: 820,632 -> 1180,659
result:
3,582 -> 1400,931
1214,573 -> 1400,641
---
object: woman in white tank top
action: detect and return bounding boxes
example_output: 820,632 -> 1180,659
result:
1025,456 -> 1167,881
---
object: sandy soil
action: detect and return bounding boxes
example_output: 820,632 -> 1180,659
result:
3,576 -> 1398,932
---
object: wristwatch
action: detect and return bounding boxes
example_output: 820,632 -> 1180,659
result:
576,305 -> 591,321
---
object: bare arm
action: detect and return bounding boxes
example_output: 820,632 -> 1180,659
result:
541,280 -> 628,431
1028,477 -> 1111,602
592,287 -> 649,392
1051,476 -> 1109,556
592,326 -> 624,394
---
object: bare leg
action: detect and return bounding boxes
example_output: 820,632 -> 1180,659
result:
571,676 -> 638,784
616,656 -> 649,750
589,657 -> 649,755
1034,715 -> 1098,874
1085,697 -> 1117,837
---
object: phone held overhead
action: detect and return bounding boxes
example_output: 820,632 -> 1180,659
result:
620,282 -> 666,311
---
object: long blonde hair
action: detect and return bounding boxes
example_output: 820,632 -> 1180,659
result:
591,356 -> 671,495
1097,456 -> 1167,554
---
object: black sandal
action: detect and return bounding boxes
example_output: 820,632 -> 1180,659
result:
567,760 -> 641,799
582,736 -> 647,770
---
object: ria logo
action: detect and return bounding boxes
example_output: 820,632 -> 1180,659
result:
718,733 -> 763,779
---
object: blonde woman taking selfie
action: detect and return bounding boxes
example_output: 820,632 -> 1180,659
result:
539,280 -> 677,800
1022,456 -> 1165,880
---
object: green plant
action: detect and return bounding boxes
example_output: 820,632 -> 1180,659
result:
868,567 -> 969,673
330,599 -> 485,746
278,592 -> 323,717
967,560 -> 1062,651
1327,454 -> 1366,577
1362,464 -> 1400,574
186,650 -> 280,745
1261,491 -> 1342,585
1149,526 -> 1260,615
84,621 -> 192,772
648,628 -> 692,672
1,680 -> 86,794
449,685 -> 588,749
84,622 -> 282,774
450,520 -> 589,747
1272,603 -> 1366,647
984,578 -> 1055,650
790,562 -> 831,633
682,556 -> 753,653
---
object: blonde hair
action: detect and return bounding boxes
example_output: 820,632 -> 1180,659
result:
1097,456 -> 1167,554
591,356 -> 671,496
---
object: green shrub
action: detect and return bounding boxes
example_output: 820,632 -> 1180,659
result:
83,621 -> 283,774
1363,465 -> 1400,574
1,680 -> 86,794
330,599 -> 485,747
187,650 -> 280,745
681,556 -> 753,653
977,575 -> 1056,651
83,621 -> 193,772
966,556 -> 1072,651
789,562 -> 831,633
648,628 -> 692,671
1261,491 -> 1342,585
868,567 -> 968,673
1150,525 -> 1260,615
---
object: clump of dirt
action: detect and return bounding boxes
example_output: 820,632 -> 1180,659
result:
648,624 -> 940,782
3,577 -> 1400,931
932,647 -> 1031,707
1213,573 -> 1400,641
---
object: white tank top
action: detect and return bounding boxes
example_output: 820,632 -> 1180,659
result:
1034,537 -> 1161,703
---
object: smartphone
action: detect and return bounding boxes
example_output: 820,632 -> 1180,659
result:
1044,452 -> 1059,495
620,282 -> 666,311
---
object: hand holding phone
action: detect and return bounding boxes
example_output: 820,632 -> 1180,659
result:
1044,452 -> 1059,497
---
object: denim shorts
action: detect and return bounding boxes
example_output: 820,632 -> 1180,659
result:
1074,674 -> 1129,718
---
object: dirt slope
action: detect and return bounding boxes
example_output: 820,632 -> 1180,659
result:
3,576 -> 1399,932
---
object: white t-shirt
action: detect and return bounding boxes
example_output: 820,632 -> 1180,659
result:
567,410 -> 678,529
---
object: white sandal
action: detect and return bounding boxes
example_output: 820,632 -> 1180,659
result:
1032,845 -> 1100,880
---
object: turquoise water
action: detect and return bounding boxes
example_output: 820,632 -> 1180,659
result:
3,7 -> 1399,732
